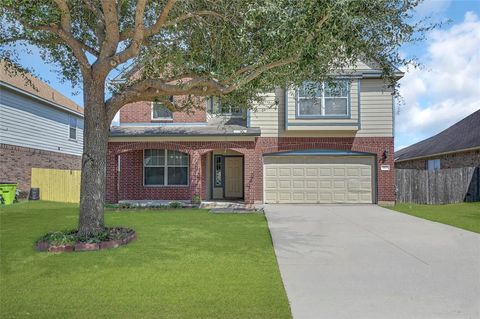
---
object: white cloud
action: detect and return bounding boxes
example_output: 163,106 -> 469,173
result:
396,11 -> 480,149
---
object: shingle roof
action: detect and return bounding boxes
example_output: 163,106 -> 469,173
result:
0,61 -> 83,115
395,109 -> 480,162
110,117 -> 260,137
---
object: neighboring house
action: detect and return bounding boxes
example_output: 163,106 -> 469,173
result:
395,110 -> 480,170
0,64 -> 84,197
107,62 -> 400,205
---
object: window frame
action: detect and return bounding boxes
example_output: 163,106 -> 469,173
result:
209,97 -> 244,117
151,101 -> 173,120
427,159 -> 441,171
69,116 -> 77,140
143,149 -> 189,186
213,155 -> 224,187
295,80 -> 351,119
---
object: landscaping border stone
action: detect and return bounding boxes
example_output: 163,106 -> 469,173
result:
36,229 -> 136,253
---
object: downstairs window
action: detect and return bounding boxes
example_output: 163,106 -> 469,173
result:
144,149 -> 189,186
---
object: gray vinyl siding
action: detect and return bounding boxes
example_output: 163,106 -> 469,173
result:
248,89 -> 282,136
0,87 -> 84,156
249,78 -> 393,137
356,79 -> 393,137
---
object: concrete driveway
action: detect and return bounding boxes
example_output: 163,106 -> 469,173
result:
265,205 -> 480,319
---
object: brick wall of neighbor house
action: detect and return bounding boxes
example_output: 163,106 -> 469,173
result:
0,143 -> 82,197
106,137 -> 394,204
395,149 -> 480,170
119,100 -> 207,123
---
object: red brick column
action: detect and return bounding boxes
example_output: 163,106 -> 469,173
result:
189,151 -> 202,200
105,147 -> 118,203
243,149 -> 262,204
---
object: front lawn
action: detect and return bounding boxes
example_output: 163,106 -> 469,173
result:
390,202 -> 480,233
0,201 -> 291,319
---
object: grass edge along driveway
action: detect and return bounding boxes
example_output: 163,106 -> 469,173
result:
389,202 -> 480,233
0,201 -> 292,319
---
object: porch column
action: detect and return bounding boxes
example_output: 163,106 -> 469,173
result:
105,146 -> 118,203
243,150 -> 261,204
189,151 -> 203,200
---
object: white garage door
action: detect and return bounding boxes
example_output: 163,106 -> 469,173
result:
263,156 -> 374,204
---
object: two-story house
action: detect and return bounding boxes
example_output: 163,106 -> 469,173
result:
106,62 -> 399,206
0,62 -> 84,197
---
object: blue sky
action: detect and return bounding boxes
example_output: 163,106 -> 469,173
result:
396,0 -> 480,150
11,0 -> 480,150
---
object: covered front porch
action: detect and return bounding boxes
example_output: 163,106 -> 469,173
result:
106,142 -> 255,204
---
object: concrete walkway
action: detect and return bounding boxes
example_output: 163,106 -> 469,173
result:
265,205 -> 480,319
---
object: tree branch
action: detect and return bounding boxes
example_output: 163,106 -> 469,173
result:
53,0 -> 71,33
99,0 -> 120,58
7,8 -> 92,69
106,7 -> 332,120
110,0 -> 147,66
142,0 -> 177,38
162,10 -> 226,28
83,0 -> 106,47
106,77 -> 228,119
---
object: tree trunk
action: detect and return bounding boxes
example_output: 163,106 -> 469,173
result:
77,79 -> 110,236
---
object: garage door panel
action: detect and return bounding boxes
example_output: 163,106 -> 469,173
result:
279,192 -> 292,201
333,180 -> 346,188
279,180 -> 291,188
306,192 -> 319,201
266,168 -> 277,176
265,180 -> 277,188
306,180 -> 318,188
292,180 -> 305,188
292,192 -> 305,201
292,168 -> 304,176
319,168 -> 331,176
264,155 -> 374,204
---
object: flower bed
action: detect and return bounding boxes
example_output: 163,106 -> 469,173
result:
36,227 -> 136,253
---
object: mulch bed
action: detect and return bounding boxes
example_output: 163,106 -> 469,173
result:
36,227 -> 136,253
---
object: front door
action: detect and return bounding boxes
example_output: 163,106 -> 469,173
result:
224,157 -> 243,198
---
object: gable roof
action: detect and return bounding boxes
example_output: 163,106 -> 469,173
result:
0,61 -> 83,116
395,109 -> 480,162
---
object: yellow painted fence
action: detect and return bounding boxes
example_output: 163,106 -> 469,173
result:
31,168 -> 81,203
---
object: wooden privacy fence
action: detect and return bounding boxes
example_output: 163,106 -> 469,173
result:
396,167 -> 480,204
31,168 -> 81,203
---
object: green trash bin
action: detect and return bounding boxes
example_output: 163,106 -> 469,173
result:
0,183 -> 17,205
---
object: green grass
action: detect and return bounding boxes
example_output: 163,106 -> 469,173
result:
390,202 -> 480,233
0,201 -> 291,319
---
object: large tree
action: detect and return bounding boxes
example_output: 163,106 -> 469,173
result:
1,0 -> 426,236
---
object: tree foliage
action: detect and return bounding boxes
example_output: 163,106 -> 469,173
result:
1,0 -> 429,115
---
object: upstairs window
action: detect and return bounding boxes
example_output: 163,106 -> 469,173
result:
69,116 -> 77,140
152,102 -> 173,120
296,80 -> 350,117
144,149 -> 189,186
427,159 -> 441,171
209,97 -> 243,116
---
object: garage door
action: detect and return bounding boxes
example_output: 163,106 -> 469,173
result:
263,156 -> 374,204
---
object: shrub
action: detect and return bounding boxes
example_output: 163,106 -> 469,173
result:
38,230 -> 76,246
169,201 -> 182,209
191,194 -> 201,205
36,227 -> 135,246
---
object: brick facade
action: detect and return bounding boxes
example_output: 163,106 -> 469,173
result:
0,143 -> 82,197
395,149 -> 480,170
119,100 -> 207,123
106,137 -> 394,204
